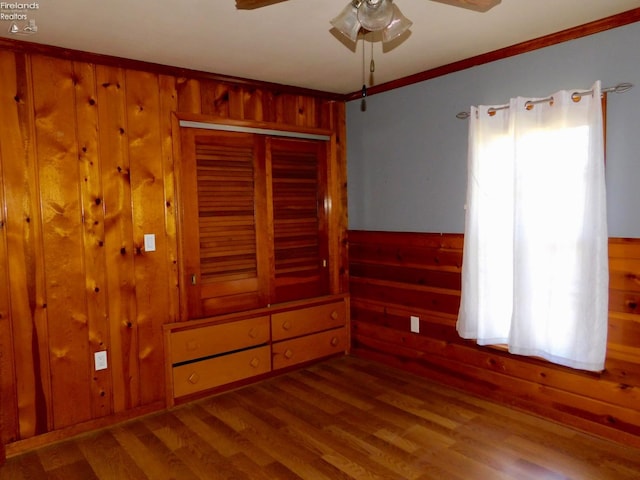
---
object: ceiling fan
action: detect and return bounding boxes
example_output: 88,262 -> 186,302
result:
235,0 -> 501,13
235,0 -> 501,43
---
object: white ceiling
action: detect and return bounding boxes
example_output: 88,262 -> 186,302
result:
2,0 -> 639,94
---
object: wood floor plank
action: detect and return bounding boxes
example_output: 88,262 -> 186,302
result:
3,355 -> 640,479
200,399 -> 337,479
172,405 -> 243,458
76,431 -> 149,480
0,451 -> 49,480
45,460 -> 100,480
109,424 -> 190,480
152,412 -> 246,479
37,441 -> 87,472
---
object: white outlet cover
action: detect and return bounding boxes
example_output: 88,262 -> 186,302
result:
410,315 -> 420,333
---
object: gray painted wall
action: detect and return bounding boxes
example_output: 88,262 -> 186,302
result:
346,22 -> 640,237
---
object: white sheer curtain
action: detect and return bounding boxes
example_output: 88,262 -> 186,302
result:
457,81 -> 609,372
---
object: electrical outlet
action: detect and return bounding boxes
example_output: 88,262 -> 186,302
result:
410,315 -> 420,333
94,350 -> 108,371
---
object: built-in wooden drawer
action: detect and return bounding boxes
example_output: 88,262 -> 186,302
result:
173,345 -> 271,398
170,316 -> 270,364
271,301 -> 346,341
272,327 -> 347,370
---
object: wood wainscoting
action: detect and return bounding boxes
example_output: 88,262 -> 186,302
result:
349,230 -> 640,448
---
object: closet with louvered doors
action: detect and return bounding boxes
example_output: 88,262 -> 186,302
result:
169,119 -> 347,403
270,136 -> 330,304
176,124 -> 333,319
178,128 -> 269,318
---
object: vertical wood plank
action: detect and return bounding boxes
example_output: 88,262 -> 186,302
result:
176,77 -> 201,114
318,98 -> 333,130
298,96 -> 318,128
174,128 -> 201,320
158,74 -> 179,325
228,84 -> 245,119
241,86 -> 264,121
73,61 -> 113,419
332,101 -> 349,295
275,93 -> 297,126
125,69 -> 170,405
262,89 -> 276,123
31,54 -> 92,429
95,65 -> 140,413
0,52 -> 19,448
0,51 -> 51,440
201,81 -> 230,118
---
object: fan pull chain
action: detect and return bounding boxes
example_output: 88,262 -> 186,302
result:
370,38 -> 375,74
361,35 -> 367,111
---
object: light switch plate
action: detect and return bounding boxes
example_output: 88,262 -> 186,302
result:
144,234 -> 156,252
95,351 -> 108,371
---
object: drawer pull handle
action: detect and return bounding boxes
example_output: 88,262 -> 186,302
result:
330,310 -> 339,320
250,357 -> 260,368
248,327 -> 257,339
330,336 -> 340,347
284,349 -> 293,359
282,321 -> 292,331
187,372 -> 200,384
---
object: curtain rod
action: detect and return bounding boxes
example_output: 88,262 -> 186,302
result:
455,82 -> 634,119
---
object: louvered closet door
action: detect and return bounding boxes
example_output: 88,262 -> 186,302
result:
180,129 -> 269,318
269,137 -> 330,303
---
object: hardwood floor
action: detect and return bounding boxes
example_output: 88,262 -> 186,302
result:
2,355 -> 640,479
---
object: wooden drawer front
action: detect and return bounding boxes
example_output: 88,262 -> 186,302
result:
271,301 -> 346,341
173,345 -> 270,398
170,316 -> 270,364
272,327 -> 347,370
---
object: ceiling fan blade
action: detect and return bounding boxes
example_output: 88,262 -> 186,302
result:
235,0 -> 289,9
430,0 -> 501,13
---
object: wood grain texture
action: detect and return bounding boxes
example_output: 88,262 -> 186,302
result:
349,230 -> 640,449
125,69 -> 174,406
96,64 -> 140,414
1,50 -> 51,443
184,79 -> 332,129
74,60 -> 113,421
0,50 -> 22,448
327,101 -> 349,296
0,44 -> 348,454
3,356 -> 640,479
0,37 -> 342,101
31,54 -> 92,430
158,74 -> 180,335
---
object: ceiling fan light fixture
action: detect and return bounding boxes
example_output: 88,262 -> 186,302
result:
382,4 -> 412,42
331,0 -> 412,42
330,1 -> 362,42
357,0 -> 394,32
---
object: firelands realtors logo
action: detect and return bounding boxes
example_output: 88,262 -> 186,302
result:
1,2 -> 39,35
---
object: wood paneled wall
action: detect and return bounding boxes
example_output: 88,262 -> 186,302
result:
349,230 -> 640,448
0,44 -> 346,454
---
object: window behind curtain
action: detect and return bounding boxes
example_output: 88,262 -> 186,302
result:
457,81 -> 608,372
